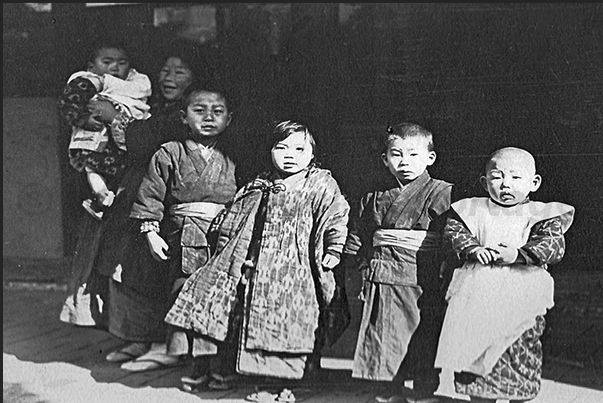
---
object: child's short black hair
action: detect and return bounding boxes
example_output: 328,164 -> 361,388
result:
180,83 -> 232,112
383,122 -> 435,153
87,39 -> 129,64
156,39 -> 213,86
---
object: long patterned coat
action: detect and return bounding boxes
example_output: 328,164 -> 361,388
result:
165,166 -> 350,378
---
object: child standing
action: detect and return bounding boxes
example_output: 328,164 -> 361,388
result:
434,147 -> 574,403
344,123 -> 453,402
164,120 -> 350,397
59,41 -> 152,220
125,87 -> 239,372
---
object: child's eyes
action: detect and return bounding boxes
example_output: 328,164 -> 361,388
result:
160,68 -> 188,75
295,147 -> 305,152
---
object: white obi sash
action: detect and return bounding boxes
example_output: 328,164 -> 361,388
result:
169,201 -> 224,221
373,229 -> 441,252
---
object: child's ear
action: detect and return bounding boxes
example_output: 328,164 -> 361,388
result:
179,109 -> 187,124
531,174 -> 542,192
381,153 -> 388,167
480,176 -> 489,191
427,151 -> 437,166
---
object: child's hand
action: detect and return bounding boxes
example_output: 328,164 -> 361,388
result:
145,232 -> 170,261
87,99 -> 119,124
356,256 -> 370,272
82,114 -> 104,131
491,243 -> 519,265
322,253 -> 340,270
468,246 -> 498,265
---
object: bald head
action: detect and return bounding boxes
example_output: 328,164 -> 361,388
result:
481,147 -> 541,205
487,147 -> 536,176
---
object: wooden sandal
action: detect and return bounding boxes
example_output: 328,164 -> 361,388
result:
277,388 -> 296,402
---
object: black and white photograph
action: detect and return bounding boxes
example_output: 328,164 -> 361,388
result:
3,3 -> 602,403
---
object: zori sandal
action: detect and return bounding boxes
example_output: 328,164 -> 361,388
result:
181,374 -> 210,392
245,390 -> 278,402
105,343 -> 149,363
277,388 -> 296,402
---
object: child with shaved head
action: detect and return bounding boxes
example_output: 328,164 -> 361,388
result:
434,147 -> 575,403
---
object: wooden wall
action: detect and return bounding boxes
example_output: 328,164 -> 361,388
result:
4,3 -> 601,269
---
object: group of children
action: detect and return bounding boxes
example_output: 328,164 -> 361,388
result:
59,41 -> 574,403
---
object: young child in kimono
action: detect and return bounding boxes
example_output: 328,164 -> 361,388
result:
127,87 -> 238,373
164,120 -> 350,398
59,41 -> 152,220
343,123 -> 453,403
434,147 -> 575,403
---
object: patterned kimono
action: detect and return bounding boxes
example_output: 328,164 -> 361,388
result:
435,197 -> 575,401
130,138 -> 237,352
345,171 -> 452,384
165,166 -> 350,378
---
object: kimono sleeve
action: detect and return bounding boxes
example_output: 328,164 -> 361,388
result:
129,146 -> 174,221
443,210 -> 482,259
58,76 -> 98,128
313,172 -> 350,259
519,216 -> 566,266
428,182 -> 453,219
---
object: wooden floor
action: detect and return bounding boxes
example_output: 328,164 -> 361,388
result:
3,283 -> 603,403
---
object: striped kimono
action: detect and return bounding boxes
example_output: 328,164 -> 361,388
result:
165,167 -> 350,378
345,170 -> 452,386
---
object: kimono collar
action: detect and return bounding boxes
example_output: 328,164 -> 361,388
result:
185,138 -> 217,160
396,170 -> 431,191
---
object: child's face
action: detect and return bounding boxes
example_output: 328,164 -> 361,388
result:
88,47 -> 130,80
481,151 -> 541,206
158,57 -> 194,101
180,91 -> 231,141
271,131 -> 314,177
381,136 -> 436,185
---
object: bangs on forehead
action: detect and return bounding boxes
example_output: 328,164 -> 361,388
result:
273,120 -> 315,145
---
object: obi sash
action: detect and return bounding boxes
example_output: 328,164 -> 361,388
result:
373,228 -> 441,252
169,201 -> 225,223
